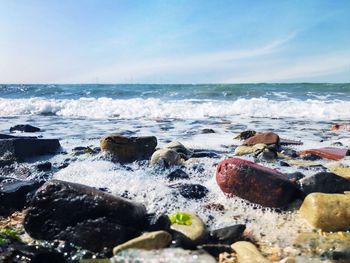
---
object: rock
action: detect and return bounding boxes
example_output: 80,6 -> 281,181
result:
100,134 -> 157,163
146,213 -> 171,232
36,161 -> 52,171
111,248 -> 217,263
327,162 -> 350,180
299,192 -> 350,231
299,147 -> 349,161
198,244 -> 232,258
234,143 -> 267,156
0,242 -> 66,263
254,146 -> 277,161
10,124 -> 41,133
298,172 -> 350,195
191,151 -> 219,158
216,158 -> 299,207
201,129 -> 215,134
0,178 -> 44,216
234,130 -> 256,140
301,154 -> 323,161
72,146 -> 98,156
210,224 -> 246,244
279,138 -> 303,145
288,159 -> 321,167
112,231 -> 172,254
279,161 -> 290,167
279,257 -> 296,263
280,149 -> 298,158
243,132 -> 280,146
170,212 -> 207,245
219,252 -> 237,263
23,180 -> 147,252
150,148 -> 182,166
231,241 -> 271,263
331,123 -> 350,131
164,141 -> 193,159
294,232 -> 350,260
0,138 -> 60,160
286,172 -> 305,182
171,183 -> 209,200
166,169 -> 190,181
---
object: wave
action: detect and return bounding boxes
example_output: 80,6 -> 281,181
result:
1,97 -> 349,120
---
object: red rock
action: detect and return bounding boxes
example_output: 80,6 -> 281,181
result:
299,147 -> 349,161
243,132 -> 279,146
216,158 -> 299,207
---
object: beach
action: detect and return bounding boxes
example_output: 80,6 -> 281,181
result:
1,83 -> 350,262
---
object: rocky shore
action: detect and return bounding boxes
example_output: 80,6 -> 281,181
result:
1,123 -> 350,263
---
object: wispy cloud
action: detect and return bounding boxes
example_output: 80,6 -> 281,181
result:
72,32 -> 298,83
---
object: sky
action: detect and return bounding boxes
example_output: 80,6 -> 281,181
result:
0,0 -> 349,84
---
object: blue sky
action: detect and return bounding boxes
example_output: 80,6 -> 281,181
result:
0,0 -> 349,83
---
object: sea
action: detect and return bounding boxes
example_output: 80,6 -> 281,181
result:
1,83 -> 350,250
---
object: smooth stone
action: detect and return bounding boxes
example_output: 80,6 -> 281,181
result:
100,134 -> 157,163
150,148 -> 183,166
216,158 -> 299,207
299,147 -> 349,161
166,169 -> 190,181
170,213 -> 207,245
0,138 -> 61,160
0,178 -> 44,216
24,180 -> 147,252
10,124 -> 41,133
191,151 -> 219,158
280,149 -> 298,158
243,132 -> 280,146
234,130 -> 256,140
111,248 -> 217,263
254,146 -> 277,161
327,163 -> 350,180
146,213 -> 171,232
298,172 -> 350,195
164,141 -> 193,159
234,143 -> 267,156
210,224 -> 246,244
231,241 -> 271,263
299,192 -> 350,231
302,154 -> 323,161
288,159 -> 321,167
279,161 -> 290,167
169,230 -> 197,250
112,231 -> 172,254
294,232 -> 350,260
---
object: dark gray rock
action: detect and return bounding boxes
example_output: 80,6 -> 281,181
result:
286,172 -> 305,182
302,154 -> 323,161
36,162 -> 52,171
298,172 -> 350,195
281,148 -> 298,158
166,169 -> 190,181
210,224 -> 246,244
24,180 -> 147,252
0,242 -> 66,263
170,183 -> 209,200
234,130 -> 256,140
191,151 -> 220,158
198,244 -> 232,258
10,124 -> 41,133
0,178 -> 44,216
201,129 -> 215,134
146,213 -> 171,232
0,138 -> 60,160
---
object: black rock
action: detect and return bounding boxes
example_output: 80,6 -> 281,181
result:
191,151 -> 219,158
235,130 -> 256,140
302,154 -> 323,161
0,138 -> 60,160
298,172 -> 350,195
166,169 -> 190,181
279,161 -> 290,167
174,184 -> 209,200
0,178 -> 44,216
286,172 -> 305,182
331,142 -> 344,147
281,148 -> 298,158
210,224 -> 246,244
201,129 -> 215,134
169,230 -> 197,250
146,213 -> 171,232
0,242 -> 66,263
23,180 -> 147,253
36,162 -> 52,172
10,124 -> 41,133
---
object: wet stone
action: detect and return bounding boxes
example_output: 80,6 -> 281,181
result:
36,162 -> 52,172
166,169 -> 190,181
10,124 -> 41,133
170,183 -> 209,200
201,128 -> 216,134
210,224 -> 246,244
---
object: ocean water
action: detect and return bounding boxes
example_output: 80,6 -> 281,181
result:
1,83 -> 350,254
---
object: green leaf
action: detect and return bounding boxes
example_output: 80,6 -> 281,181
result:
168,212 -> 192,225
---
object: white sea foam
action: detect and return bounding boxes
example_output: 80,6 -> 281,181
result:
1,97 -> 349,119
